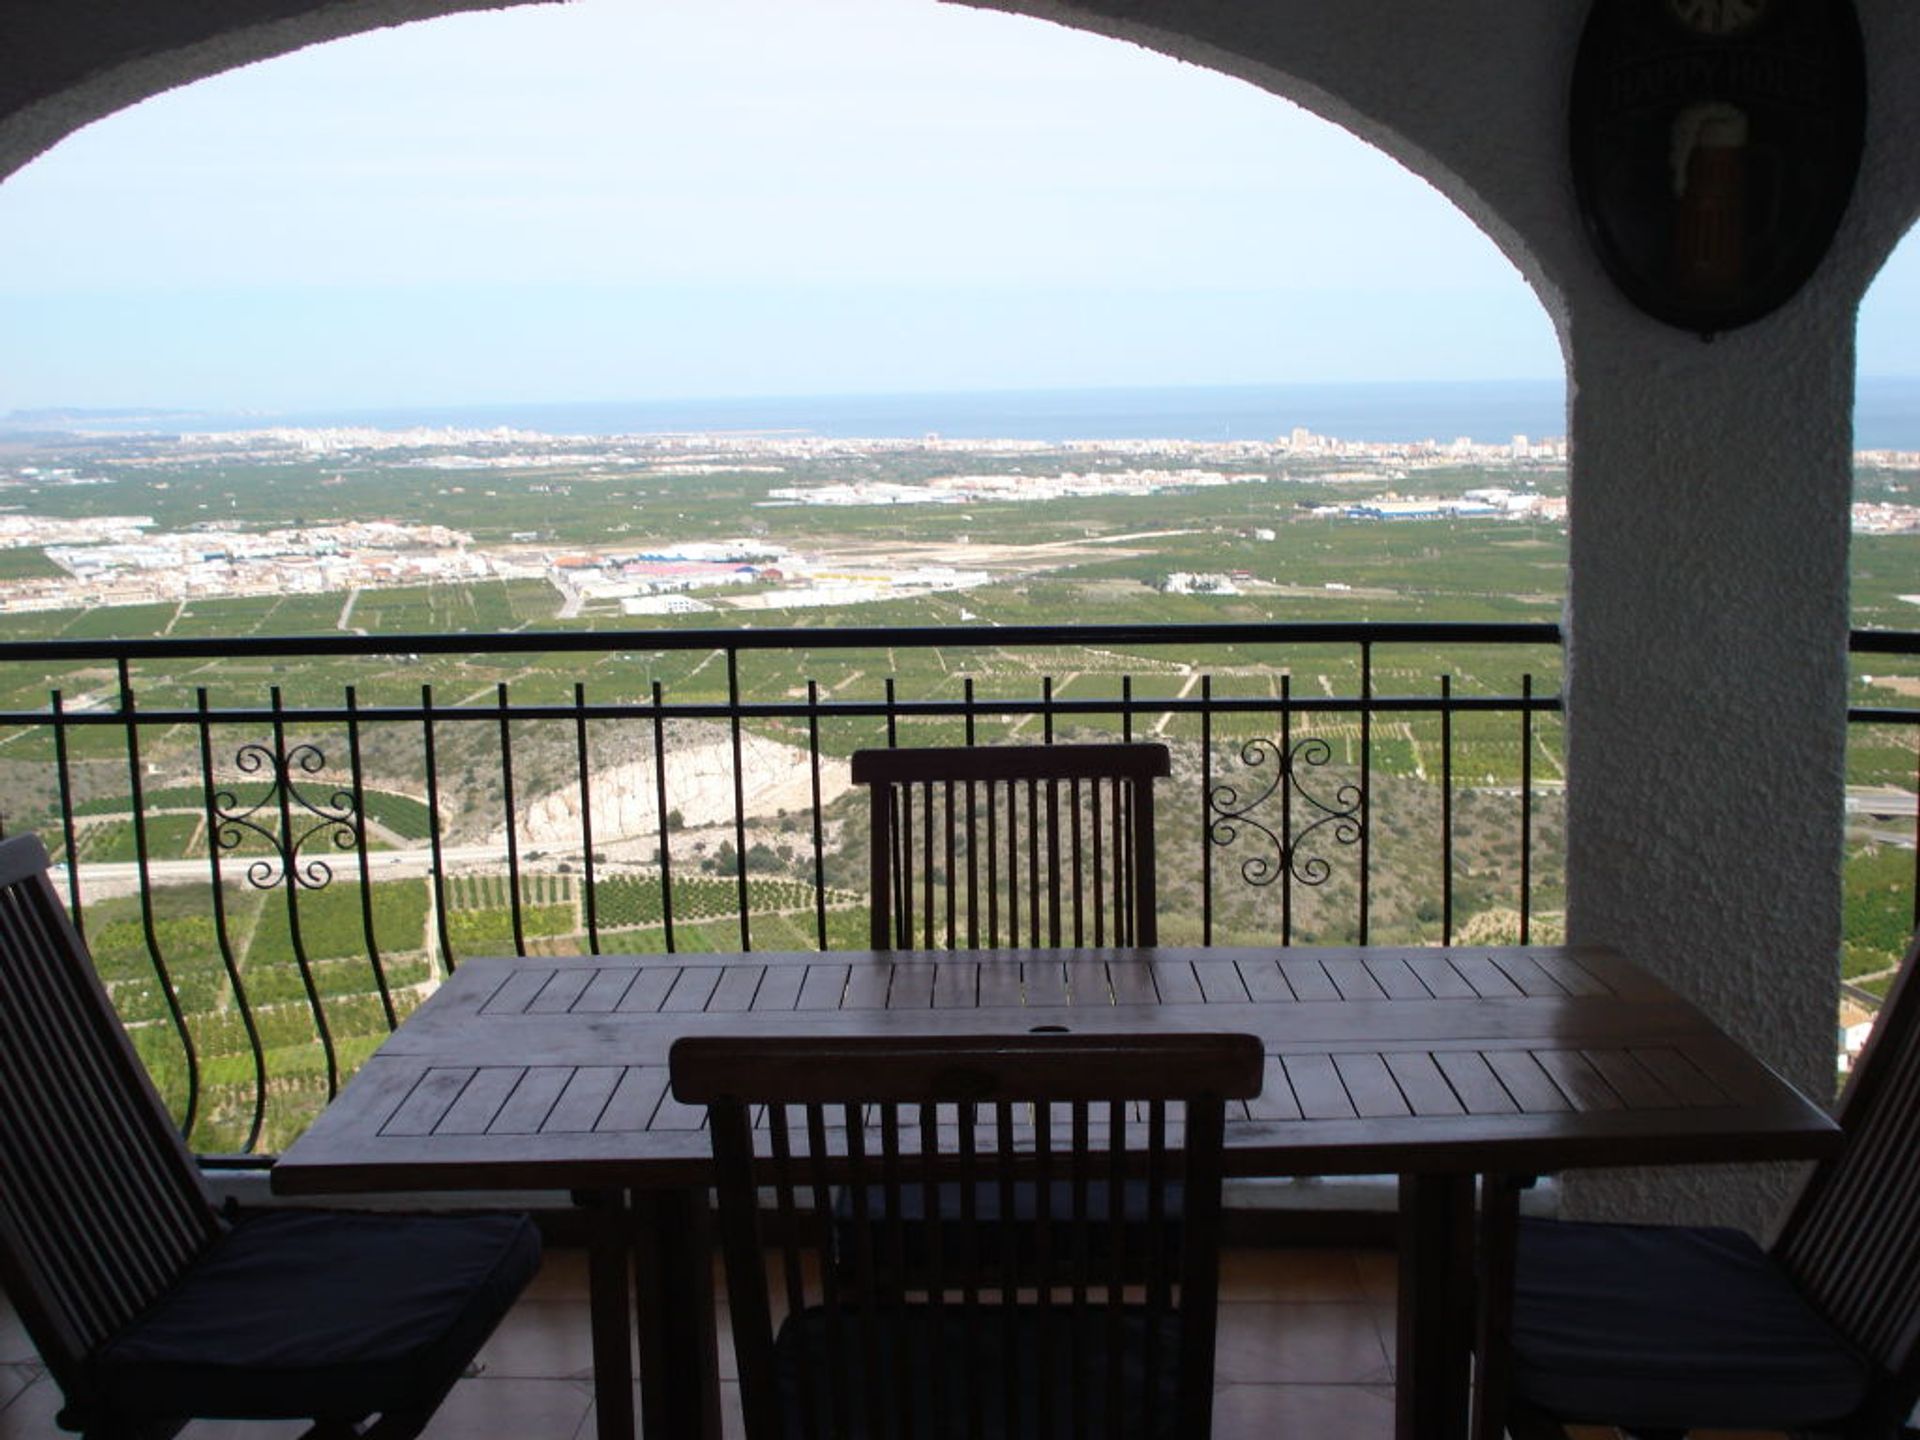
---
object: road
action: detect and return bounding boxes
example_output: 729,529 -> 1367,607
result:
59,842 -> 537,900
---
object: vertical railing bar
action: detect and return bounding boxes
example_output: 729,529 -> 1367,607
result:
1022,777 -> 1036,948
986,771 -> 1000,948
1201,674 -> 1213,948
1912,733 -> 1919,933
944,777 -> 958,950
650,679 -> 676,954
497,682 -> 527,957
890,784 -> 908,949
269,687 -> 340,1100
1091,775 -> 1105,948
1359,639 -> 1373,945
922,778 -> 935,950
421,683 -> 457,974
50,691 -> 84,931
344,687 -> 397,1030
807,679 -> 828,950
886,677 -> 903,947
1115,773 -> 1130,947
1520,671 -> 1534,945
1281,672 -> 1295,947
574,682 -> 601,956
727,648 -> 751,952
1121,673 -> 1134,743
1069,775 -> 1085,948
119,658 -> 200,1137
196,687 -> 266,1152
1441,674 -> 1455,946
964,676 -> 979,949
1044,675 -> 1060,947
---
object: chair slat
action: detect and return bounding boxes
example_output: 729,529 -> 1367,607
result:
0,837 -> 220,1392
1776,931 -> 1920,1386
854,745 -> 1169,955
674,1030 -> 1260,1440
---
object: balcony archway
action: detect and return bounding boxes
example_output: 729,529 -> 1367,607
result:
4,0 -> 1920,1234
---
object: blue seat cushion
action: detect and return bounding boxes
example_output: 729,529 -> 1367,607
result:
1511,1217 -> 1873,1431
833,1179 -> 1183,1277
774,1302 -> 1185,1439
89,1209 -> 540,1422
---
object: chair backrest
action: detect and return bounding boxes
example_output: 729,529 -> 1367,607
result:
850,743 -> 1171,951
1771,929 -> 1920,1431
0,833 -> 221,1404
672,1029 -> 1263,1440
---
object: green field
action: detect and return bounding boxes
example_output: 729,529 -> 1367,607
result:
1,439 -> 1912,1151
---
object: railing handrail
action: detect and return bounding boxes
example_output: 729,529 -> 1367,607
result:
4,621 -> 1914,666
0,618 -> 1564,663
4,618 -> 1911,1157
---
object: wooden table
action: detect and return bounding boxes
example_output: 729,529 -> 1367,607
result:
273,945 -> 1840,1440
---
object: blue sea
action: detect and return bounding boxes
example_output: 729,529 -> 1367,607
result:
14,376 -> 1920,449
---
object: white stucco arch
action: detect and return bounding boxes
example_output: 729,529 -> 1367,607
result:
6,0 -> 1920,1229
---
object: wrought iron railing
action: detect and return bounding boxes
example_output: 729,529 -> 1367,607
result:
1845,628 -> 1920,1014
0,621 -> 1909,1155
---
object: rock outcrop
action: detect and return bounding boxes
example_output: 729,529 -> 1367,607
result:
503,732 -> 852,847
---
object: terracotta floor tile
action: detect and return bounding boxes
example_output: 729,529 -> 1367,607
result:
1214,1300 -> 1393,1386
523,1246 -> 591,1302
575,1380 -> 744,1440
0,1370 -> 37,1418
1369,1299 -> 1398,1368
179,1419 -> 309,1439
1211,1380 -> 1396,1440
1353,1247 -> 1398,1305
420,1377 -> 593,1440
473,1297 -> 599,1381
0,1372 -> 63,1440
0,1300 -> 33,1368
1218,1247 -> 1366,1303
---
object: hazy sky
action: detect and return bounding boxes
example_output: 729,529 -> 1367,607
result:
0,0 -> 1911,412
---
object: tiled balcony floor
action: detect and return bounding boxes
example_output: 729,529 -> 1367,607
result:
0,1247 -> 1784,1440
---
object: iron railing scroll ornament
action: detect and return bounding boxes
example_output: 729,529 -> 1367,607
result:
1207,735 -> 1364,890
211,740 -> 357,894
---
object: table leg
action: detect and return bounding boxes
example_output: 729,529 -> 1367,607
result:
1397,1173 -> 1475,1440
633,1185 -> 722,1440
576,1188 -> 637,1440
1470,1173 -> 1523,1440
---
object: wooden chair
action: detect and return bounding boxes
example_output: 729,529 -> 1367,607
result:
850,743 -> 1170,952
671,1029 -> 1263,1440
0,832 -> 542,1440
1484,930 -> 1920,1440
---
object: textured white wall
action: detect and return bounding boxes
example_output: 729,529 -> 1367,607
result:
4,0 -> 1919,1230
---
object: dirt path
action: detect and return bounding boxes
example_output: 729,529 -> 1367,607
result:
1153,669 -> 1201,736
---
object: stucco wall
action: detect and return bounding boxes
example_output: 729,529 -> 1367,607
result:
3,0 -> 1919,1230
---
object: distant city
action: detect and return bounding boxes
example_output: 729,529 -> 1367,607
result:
4,419 -> 1916,618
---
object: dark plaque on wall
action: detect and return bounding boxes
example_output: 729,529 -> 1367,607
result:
1570,0 -> 1866,335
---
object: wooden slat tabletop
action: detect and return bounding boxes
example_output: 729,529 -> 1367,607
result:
273,945 -> 1840,1196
